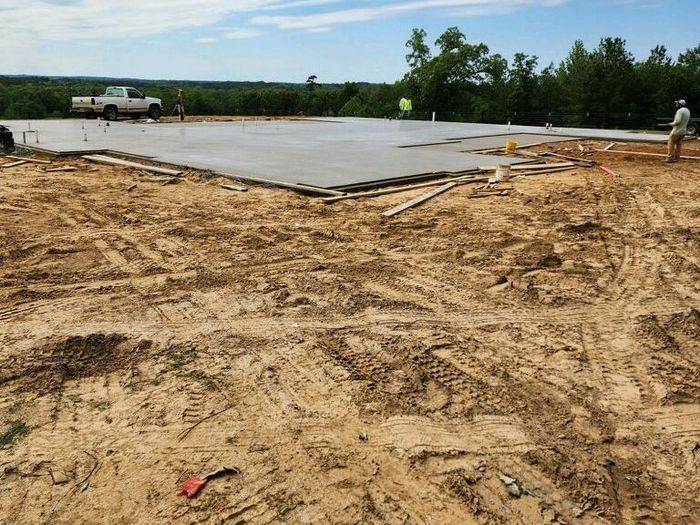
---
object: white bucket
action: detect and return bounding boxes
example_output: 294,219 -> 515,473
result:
495,165 -> 511,182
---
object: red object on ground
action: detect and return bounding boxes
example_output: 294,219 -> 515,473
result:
178,476 -> 208,498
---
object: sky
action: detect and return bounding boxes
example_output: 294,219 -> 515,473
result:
0,0 -> 698,83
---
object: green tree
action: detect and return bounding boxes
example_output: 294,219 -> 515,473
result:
405,28 -> 431,69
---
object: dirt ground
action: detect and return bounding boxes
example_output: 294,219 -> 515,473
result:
1,137 -> 700,525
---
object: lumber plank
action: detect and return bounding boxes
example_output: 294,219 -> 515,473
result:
82,154 -> 183,176
45,166 -> 77,172
594,149 -> 700,160
221,184 -> 248,192
516,166 -> 578,177
603,142 -> 616,151
213,171 -> 343,196
381,182 -> 457,218
323,173 -> 478,203
0,160 -> 28,168
539,151 -> 595,166
471,141 -> 546,154
6,155 -> 51,165
478,162 -> 574,171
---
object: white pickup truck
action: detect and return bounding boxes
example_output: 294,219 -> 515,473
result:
71,87 -> 162,121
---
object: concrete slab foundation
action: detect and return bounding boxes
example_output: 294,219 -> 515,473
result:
1,117 -> 667,190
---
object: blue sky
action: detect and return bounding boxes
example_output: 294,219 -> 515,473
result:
0,0 -> 698,83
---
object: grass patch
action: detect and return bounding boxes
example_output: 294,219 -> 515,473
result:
180,369 -> 217,391
165,344 -> 198,370
0,420 -> 30,447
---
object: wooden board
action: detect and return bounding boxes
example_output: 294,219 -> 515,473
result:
82,154 -> 183,176
515,166 -> 578,177
221,184 -> 248,192
6,155 -> 51,165
381,182 -> 457,218
477,162 -> 574,171
0,160 -> 28,169
539,151 -> 595,166
213,171 -> 343,196
45,167 -> 77,172
323,173 -> 478,203
595,149 -> 700,161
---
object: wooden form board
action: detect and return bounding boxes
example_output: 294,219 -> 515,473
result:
381,182 -> 457,218
323,173 -> 478,203
45,167 -> 77,172
6,155 -> 51,165
539,151 -> 595,166
82,154 -> 183,176
221,184 -> 248,192
595,149 -> 700,161
477,162 -> 574,171
213,171 -> 344,196
0,160 -> 28,168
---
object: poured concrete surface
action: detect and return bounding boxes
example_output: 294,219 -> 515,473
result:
1,117 -> 667,189
413,133 -> 578,153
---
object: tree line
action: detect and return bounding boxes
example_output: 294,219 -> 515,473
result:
0,29 -> 698,130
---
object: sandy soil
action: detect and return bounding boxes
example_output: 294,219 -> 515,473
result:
1,138 -> 700,525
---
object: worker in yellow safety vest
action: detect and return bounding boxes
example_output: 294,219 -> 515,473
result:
404,98 -> 413,119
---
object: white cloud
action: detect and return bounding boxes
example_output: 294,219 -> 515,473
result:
0,0 -> 334,41
0,0 -> 570,43
224,28 -> 263,39
195,37 -> 218,44
252,0 -> 569,30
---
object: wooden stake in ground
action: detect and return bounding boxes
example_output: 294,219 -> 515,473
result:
381,182 -> 457,218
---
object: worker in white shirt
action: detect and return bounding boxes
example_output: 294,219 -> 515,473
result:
666,99 -> 691,163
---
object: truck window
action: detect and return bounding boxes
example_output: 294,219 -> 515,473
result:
105,87 -> 125,97
126,89 -> 143,99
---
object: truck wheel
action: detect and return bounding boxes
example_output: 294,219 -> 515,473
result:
687,122 -> 699,136
103,106 -> 118,121
148,105 -> 161,120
